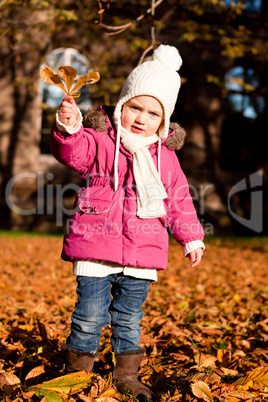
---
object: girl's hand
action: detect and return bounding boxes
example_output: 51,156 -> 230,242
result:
187,247 -> 203,267
58,96 -> 78,126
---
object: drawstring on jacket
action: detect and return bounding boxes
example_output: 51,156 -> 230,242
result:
113,116 -> 121,191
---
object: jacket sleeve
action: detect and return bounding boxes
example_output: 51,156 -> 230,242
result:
50,122 -> 97,178
164,151 -> 204,246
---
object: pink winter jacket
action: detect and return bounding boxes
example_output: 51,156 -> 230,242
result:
50,105 -> 204,270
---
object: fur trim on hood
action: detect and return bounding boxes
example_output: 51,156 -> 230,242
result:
84,107 -> 186,151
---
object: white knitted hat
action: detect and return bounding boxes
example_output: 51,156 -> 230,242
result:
113,44 -> 183,139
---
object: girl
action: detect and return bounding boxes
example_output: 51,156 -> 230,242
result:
51,44 -> 205,400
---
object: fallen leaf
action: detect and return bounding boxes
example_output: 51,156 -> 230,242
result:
234,367 -> 268,387
29,371 -> 96,398
191,381 -> 214,402
0,372 -> 21,386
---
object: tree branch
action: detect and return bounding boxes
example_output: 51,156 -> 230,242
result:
138,45 -> 154,65
138,0 -> 156,65
98,0 -> 164,35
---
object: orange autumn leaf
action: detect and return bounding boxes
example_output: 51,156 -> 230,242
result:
191,381 -> 214,402
58,65 -> 77,93
71,71 -> 100,93
40,65 -> 66,92
40,65 -> 100,98
234,367 -> 268,387
0,236 -> 268,401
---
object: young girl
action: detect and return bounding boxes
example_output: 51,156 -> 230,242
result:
51,44 -> 205,400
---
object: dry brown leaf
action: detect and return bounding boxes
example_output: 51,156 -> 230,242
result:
217,348 -> 232,365
189,371 -> 221,384
0,236 -> 268,401
22,391 -> 36,399
220,367 -> 239,377
221,389 -> 256,399
77,393 -> 94,402
194,352 -> 217,369
191,381 -> 214,402
58,65 -> 77,92
40,66 -> 100,98
25,365 -> 46,386
0,372 -> 21,386
89,374 -> 109,398
40,65 -> 66,92
71,72 -> 100,93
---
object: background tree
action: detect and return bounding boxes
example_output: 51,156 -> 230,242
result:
0,0 -> 267,232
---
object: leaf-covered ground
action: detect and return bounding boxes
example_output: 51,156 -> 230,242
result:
0,234 -> 267,401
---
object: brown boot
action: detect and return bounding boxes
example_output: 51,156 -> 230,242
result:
113,348 -> 153,400
62,345 -> 96,373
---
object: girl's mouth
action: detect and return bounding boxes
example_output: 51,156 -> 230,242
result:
131,125 -> 145,134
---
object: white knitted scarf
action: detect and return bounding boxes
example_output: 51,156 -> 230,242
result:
120,127 -> 167,219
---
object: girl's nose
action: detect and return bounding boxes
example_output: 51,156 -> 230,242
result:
135,112 -> 146,124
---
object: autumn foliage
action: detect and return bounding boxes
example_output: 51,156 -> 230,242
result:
0,234 -> 267,401
40,65 -> 100,98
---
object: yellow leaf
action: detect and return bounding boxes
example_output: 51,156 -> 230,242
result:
217,348 -> 224,363
152,364 -> 163,373
18,324 -> 34,332
70,72 -> 100,93
40,65 -> 66,93
236,380 -> 253,390
29,370 -> 96,394
98,387 -> 116,397
58,65 -> 77,93
234,367 -> 268,387
111,351 -> 116,367
71,92 -> 81,98
233,294 -> 241,303
0,322 -> 8,335
191,381 -> 214,402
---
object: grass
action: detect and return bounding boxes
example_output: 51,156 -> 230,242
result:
1,229 -> 267,242
0,229 -> 63,237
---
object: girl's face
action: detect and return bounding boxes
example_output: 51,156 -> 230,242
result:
121,96 -> 164,137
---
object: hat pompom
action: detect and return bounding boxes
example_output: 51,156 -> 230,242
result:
153,44 -> 182,71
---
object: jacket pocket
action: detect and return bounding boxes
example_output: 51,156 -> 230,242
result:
75,187 -> 113,215
69,186 -> 119,237
159,215 -> 172,228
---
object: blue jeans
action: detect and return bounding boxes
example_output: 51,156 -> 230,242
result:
66,274 -> 151,354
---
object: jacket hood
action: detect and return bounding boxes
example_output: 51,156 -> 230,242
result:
83,106 -> 186,151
